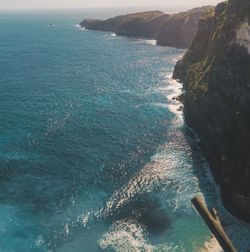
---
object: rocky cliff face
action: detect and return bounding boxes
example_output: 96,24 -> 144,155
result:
157,7 -> 213,48
116,13 -> 169,39
80,7 -> 213,49
173,0 -> 250,220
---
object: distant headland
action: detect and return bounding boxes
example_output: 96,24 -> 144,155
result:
79,6 -> 213,49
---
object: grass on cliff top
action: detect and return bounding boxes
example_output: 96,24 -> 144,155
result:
171,6 -> 214,20
202,7 -> 215,19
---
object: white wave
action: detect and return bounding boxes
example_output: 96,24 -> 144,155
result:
133,39 -> 157,46
99,220 -> 153,252
198,237 -> 222,252
75,24 -> 86,31
35,235 -> 45,248
171,53 -> 186,64
77,211 -> 91,227
166,73 -> 173,79
144,39 -> 157,46
111,33 -> 117,37
152,102 -> 169,109
150,73 -> 183,115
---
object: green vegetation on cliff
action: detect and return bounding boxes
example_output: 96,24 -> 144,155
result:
173,0 -> 250,220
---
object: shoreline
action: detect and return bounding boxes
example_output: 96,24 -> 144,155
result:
198,237 -> 222,252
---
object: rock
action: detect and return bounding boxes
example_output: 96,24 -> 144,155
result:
176,93 -> 185,103
177,106 -> 184,112
173,0 -> 250,221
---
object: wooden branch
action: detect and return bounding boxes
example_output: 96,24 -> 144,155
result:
192,196 -> 237,252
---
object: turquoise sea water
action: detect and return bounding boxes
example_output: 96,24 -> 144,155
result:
0,9 -> 249,252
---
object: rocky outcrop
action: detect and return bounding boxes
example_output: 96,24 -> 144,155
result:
173,0 -> 250,220
79,7 -> 213,49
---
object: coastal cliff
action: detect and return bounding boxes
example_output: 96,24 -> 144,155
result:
80,7 -> 213,49
80,11 -> 169,39
173,0 -> 250,220
157,7 -> 214,48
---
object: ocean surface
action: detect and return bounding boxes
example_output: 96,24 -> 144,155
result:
0,9 -> 250,252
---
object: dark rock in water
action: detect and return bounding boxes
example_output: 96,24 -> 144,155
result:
107,195 -> 170,235
132,196 -> 170,234
173,0 -> 250,221
176,93 -> 185,103
79,7 -> 214,49
177,106 -> 184,112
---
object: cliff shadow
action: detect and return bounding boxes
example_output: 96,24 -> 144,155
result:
182,124 -> 222,210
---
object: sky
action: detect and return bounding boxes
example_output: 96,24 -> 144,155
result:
0,0 -> 223,10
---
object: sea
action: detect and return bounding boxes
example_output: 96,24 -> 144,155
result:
0,8 -> 249,252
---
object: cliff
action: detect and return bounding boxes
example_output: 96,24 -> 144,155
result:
80,7 -> 213,49
157,6 -> 214,48
80,11 -> 168,39
173,0 -> 250,220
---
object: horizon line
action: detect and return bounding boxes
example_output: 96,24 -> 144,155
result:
0,4 -> 211,12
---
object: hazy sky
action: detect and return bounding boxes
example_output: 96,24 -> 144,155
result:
0,0 -> 223,10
